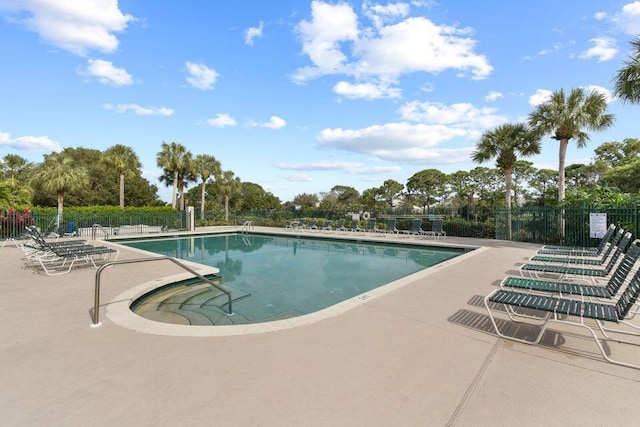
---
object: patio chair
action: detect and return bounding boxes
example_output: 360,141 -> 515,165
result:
519,231 -> 632,283
401,219 -> 426,236
484,262 -> 640,369
423,218 -> 446,240
383,219 -> 399,234
332,219 -> 347,232
537,223 -> 616,256
349,218 -> 362,232
502,239 -> 640,300
528,227 -> 625,266
364,218 -> 378,234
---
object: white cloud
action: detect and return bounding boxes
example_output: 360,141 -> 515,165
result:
399,101 -> 507,128
79,59 -> 133,86
103,103 -> 174,116
363,0 -> 410,29
245,21 -> 264,46
0,130 -> 62,152
316,122 -> 473,163
205,113 -> 237,127
612,1 -> 640,35
580,37 -> 617,62
0,0 -> 134,56
293,0 -> 359,82
261,116 -> 287,129
293,1 -> 492,86
485,91 -> 503,102
185,62 -> 218,90
333,81 -> 401,99
528,89 -> 553,106
594,11 -> 608,20
280,174 -> 313,182
275,160 -> 402,175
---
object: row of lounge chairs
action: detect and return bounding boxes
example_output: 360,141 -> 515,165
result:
18,226 -> 119,276
484,224 -> 640,369
285,218 -> 446,239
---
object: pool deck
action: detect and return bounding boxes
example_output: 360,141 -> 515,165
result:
2,226 -> 640,426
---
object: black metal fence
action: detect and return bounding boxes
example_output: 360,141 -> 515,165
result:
495,205 -> 640,246
0,209 -> 187,239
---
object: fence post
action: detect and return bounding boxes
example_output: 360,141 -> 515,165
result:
633,201 -> 640,236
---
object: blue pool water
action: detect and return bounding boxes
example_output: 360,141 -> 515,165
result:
123,233 -> 466,325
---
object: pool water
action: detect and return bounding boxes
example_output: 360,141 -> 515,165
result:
124,233 -> 465,326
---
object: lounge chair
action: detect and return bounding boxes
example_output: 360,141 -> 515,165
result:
484,261 -> 640,369
528,227 -> 625,266
537,223 -> 616,256
502,239 -> 640,300
364,218 -> 378,234
402,219 -> 426,236
349,218 -> 362,232
383,219 -> 399,234
332,219 -> 347,232
519,231 -> 632,283
423,218 -> 446,240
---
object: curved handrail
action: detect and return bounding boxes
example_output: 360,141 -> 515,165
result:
91,256 -> 231,327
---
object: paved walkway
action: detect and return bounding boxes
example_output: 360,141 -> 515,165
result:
2,227 -> 640,426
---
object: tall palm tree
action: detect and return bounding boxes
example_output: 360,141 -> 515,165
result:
613,37 -> 640,104
156,141 -> 190,209
216,170 -> 241,222
30,152 -> 89,233
472,123 -> 541,239
528,87 -> 614,202
192,154 -> 221,220
102,144 -> 141,209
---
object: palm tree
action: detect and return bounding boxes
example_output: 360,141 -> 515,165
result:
613,37 -> 640,104
102,144 -> 141,209
30,152 -> 89,233
472,123 -> 541,239
192,154 -> 221,220
156,141 -> 190,209
216,170 -> 241,222
528,87 -> 614,203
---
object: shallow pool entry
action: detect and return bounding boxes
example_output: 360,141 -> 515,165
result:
125,234 -> 466,325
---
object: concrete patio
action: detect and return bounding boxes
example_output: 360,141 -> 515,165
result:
2,227 -> 640,426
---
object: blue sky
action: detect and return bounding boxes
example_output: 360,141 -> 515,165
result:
1,0 -> 640,203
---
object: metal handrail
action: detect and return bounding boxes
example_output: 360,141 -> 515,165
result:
91,223 -> 109,240
91,255 -> 232,327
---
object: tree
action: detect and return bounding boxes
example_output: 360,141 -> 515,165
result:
472,122 -> 541,237
512,160 -> 537,205
156,141 -> 191,209
1,154 -> 31,181
291,193 -> 319,208
406,169 -> 447,214
0,178 -> 32,209
613,37 -> 640,104
378,179 -> 404,209
102,144 -> 141,209
528,87 -> 614,202
448,170 -> 475,219
30,152 -> 89,232
236,182 -> 281,210
529,168 -> 558,205
192,154 -> 221,219
215,170 -> 242,221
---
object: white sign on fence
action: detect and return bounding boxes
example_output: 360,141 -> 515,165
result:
589,213 -> 607,238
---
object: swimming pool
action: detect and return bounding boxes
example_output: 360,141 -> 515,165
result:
122,233 -> 467,327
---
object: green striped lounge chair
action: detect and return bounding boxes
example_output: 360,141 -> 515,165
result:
537,223 -> 616,256
528,228 -> 626,266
